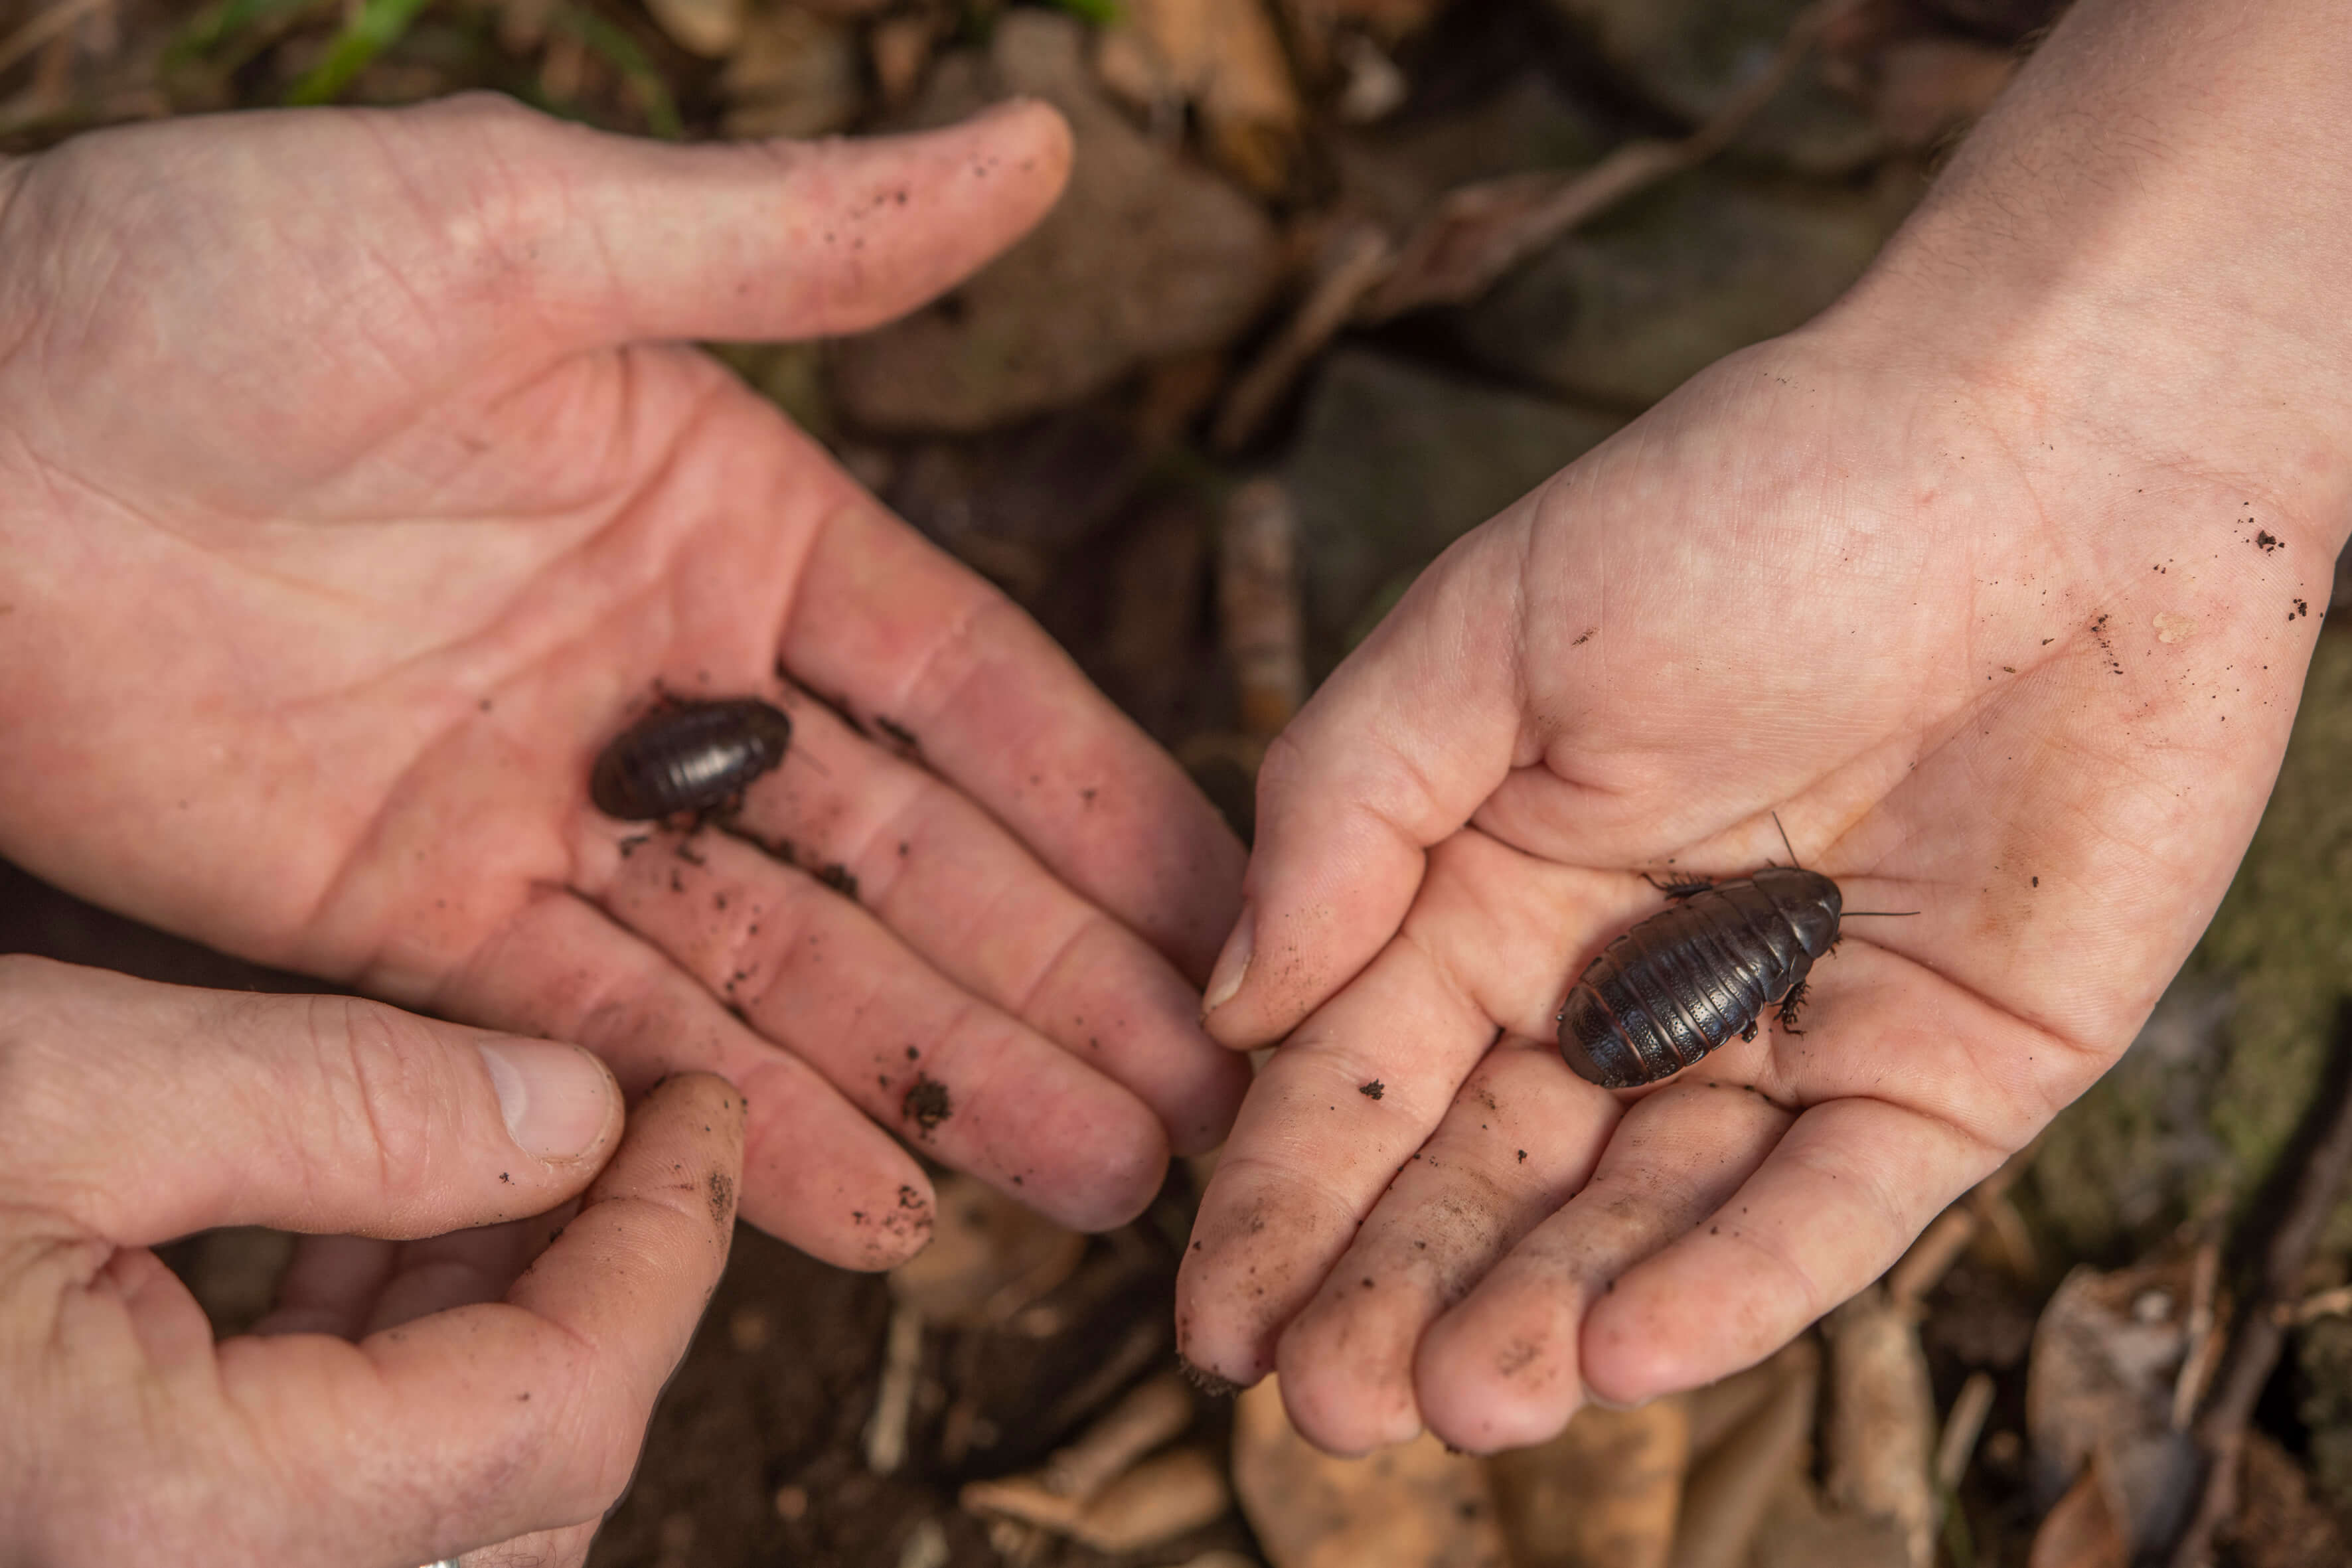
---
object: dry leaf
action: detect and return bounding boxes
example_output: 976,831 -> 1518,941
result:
1095,0 -> 1300,191
1672,1338 -> 1819,1568
887,1172 -> 1086,1329
1826,1288 -> 1938,1568
2024,1262 -> 2203,1551
2029,1460 -> 2130,1568
1488,1399 -> 1689,1568
1232,1377 -> 1508,1568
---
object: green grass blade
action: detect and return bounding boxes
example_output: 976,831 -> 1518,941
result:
284,0 -> 432,106
548,5 -> 682,139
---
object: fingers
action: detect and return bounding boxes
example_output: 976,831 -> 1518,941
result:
1197,519 -> 1536,1047
454,93 -> 1073,345
1271,1041 -> 1616,1454
1178,831 -> 1621,1386
210,1073 -> 744,1561
722,685 -> 1247,1152
0,955 -> 619,1245
438,895 -> 941,1270
594,826 -> 1170,1231
1580,1098 -> 1999,1406
1413,1077 -> 1792,1450
779,483 -> 1248,982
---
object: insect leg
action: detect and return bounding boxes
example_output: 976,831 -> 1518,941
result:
1776,979 -> 1810,1036
1642,873 -> 1715,900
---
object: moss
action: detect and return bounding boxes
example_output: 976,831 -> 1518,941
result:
2199,627 -> 2352,1247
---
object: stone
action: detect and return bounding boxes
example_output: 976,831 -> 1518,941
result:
830,13 -> 1281,433
1445,168 -> 1897,410
1544,0 -> 1883,175
1279,347 -> 1620,672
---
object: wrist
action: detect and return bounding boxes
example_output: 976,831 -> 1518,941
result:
1814,0 -> 2352,560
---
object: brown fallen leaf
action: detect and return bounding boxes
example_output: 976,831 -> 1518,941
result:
2029,1457 -> 2130,1568
1826,1287 -> 1938,1568
887,1172 -> 1086,1330
1095,0 -> 1300,193
2025,1260 -> 2204,1553
1232,1377 -> 1508,1568
1672,1338 -> 1821,1568
1488,1399 -> 1689,1568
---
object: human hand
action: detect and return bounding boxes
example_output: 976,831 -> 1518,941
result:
1176,0 -> 2352,1452
0,955 -> 741,1568
0,96 -> 1247,1266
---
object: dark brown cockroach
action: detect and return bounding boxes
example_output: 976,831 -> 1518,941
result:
1555,821 -> 1913,1089
589,698 -> 793,821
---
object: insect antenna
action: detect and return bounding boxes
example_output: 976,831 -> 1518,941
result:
1843,909 -> 1921,918
1770,810 -> 1801,868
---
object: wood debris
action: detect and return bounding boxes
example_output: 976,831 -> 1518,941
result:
1217,478 -> 1308,740
1490,1399 -> 1688,1568
1826,1287 -> 1938,1568
1231,1377 -> 1506,1568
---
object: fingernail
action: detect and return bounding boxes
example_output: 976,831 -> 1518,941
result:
477,1040 -> 615,1162
1202,905 -> 1254,1019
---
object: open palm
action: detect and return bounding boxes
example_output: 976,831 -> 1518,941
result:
0,95 -> 1248,1268
1177,325 -> 2333,1452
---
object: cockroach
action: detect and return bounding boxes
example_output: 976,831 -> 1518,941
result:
589,698 -> 793,821
1555,819 -> 1915,1089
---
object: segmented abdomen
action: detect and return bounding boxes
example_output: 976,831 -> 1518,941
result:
1559,882 -> 1812,1089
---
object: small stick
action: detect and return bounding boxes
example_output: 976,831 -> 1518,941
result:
864,1300 -> 925,1476
0,0 -> 106,77
1934,1371 -> 1996,1495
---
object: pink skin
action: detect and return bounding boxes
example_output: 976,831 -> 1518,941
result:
1180,0 -> 2352,1454
0,955 -> 741,1567
0,96 -> 1251,1270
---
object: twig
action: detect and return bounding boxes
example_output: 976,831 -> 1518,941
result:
1210,220 -> 1393,452
1935,1371 -> 1997,1494
2164,998 -> 2352,1568
2170,1239 -> 2221,1431
864,1300 -> 925,1475
1217,478 -> 1308,740
1207,0 -> 1861,451
0,0 -> 106,78
1358,0 -> 1863,322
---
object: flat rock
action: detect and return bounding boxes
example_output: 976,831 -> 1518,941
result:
830,13 -> 1281,433
1281,347 -> 1620,671
1544,0 -> 1882,174
1445,168 -> 1896,410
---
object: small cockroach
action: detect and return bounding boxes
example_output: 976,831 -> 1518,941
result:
1555,819 -> 1914,1089
589,698 -> 793,821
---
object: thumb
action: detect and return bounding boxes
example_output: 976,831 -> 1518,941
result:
433,92 -> 1073,345
1201,518 -> 1531,1047
0,955 -> 621,1244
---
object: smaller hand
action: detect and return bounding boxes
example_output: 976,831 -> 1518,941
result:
0,955 -> 743,1568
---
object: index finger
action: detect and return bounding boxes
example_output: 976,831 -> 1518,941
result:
212,1073 -> 744,1564
779,481 -> 1247,980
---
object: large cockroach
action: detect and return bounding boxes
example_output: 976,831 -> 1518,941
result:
589,698 -> 793,821
1555,820 -> 1913,1089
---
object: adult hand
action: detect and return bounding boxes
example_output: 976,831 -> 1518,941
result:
0,955 -> 741,1568
1178,0 -> 2352,1451
0,95 -> 1247,1266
